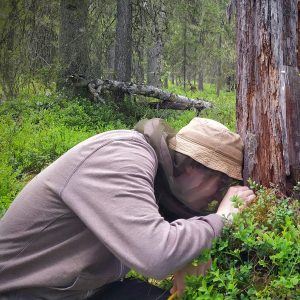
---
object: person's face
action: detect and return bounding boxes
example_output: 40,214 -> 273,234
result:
174,164 -> 227,211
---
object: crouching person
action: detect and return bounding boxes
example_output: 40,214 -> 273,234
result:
0,118 -> 255,300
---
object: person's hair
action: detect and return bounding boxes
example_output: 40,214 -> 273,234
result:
173,152 -> 205,176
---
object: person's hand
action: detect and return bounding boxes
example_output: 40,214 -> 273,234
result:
216,185 -> 255,220
170,260 -> 212,298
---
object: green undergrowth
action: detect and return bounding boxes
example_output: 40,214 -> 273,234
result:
0,95 -> 117,214
182,181 -> 300,299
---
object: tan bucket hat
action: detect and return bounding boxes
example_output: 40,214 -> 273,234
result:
168,118 -> 244,180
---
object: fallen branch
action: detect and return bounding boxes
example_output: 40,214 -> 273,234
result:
88,79 -> 212,111
68,75 -> 212,111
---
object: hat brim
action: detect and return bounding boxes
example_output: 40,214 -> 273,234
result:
169,135 -> 243,180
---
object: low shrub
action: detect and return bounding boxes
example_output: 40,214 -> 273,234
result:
182,181 -> 300,300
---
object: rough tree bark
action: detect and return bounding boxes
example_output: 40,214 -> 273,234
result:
29,1 -> 56,70
147,34 -> 163,87
147,4 -> 166,88
132,1 -> 146,84
58,0 -> 89,94
114,0 -> 132,82
0,0 -> 19,98
236,0 -> 300,193
114,0 -> 132,102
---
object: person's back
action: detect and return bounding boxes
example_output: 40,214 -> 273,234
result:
0,130 -> 148,299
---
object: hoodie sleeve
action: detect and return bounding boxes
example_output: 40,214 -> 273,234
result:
61,135 -> 224,279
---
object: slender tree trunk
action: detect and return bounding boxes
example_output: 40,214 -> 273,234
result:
182,23 -> 187,90
114,0 -> 132,82
171,73 -> 175,85
236,0 -> 300,193
58,0 -> 89,94
147,6 -> 166,88
114,0 -> 132,102
198,70 -> 204,91
29,1 -> 56,68
28,1 -> 57,89
216,34 -> 222,96
147,35 -> 163,87
163,76 -> 168,88
0,0 -> 19,98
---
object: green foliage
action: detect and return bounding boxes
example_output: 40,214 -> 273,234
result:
165,83 -> 236,131
181,182 -> 300,299
164,0 -> 235,91
0,94 -> 128,214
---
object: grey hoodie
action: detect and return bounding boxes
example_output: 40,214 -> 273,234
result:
0,130 -> 223,299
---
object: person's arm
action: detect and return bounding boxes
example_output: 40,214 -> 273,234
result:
61,137 -> 223,279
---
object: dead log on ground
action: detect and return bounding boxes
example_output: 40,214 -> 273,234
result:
86,79 -> 212,111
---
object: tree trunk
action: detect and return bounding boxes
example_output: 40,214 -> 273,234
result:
114,0 -> 132,83
147,36 -> 163,87
171,73 -> 175,85
114,0 -> 132,102
236,0 -> 300,194
0,0 -> 19,98
29,1 -> 56,69
147,6 -> 166,88
216,34 -> 222,96
163,76 -> 168,88
28,0 -> 57,89
182,23 -> 187,90
198,70 -> 203,91
58,0 -> 89,94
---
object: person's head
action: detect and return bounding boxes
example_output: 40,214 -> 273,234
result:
168,117 -> 243,212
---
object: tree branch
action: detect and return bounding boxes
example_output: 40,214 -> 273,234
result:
87,79 -> 212,111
